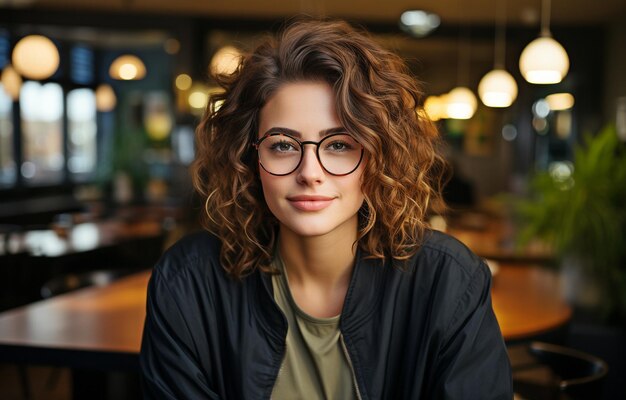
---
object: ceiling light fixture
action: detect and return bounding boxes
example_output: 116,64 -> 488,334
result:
1,65 -> 23,100
109,54 -> 146,81
519,0 -> 569,84
424,95 -> 448,121
95,84 -> 117,112
12,35 -> 60,80
399,10 -> 441,38
478,0 -> 518,108
447,13 -> 477,120
175,73 -> 192,91
446,87 -> 478,120
545,92 -> 574,110
209,46 -> 242,77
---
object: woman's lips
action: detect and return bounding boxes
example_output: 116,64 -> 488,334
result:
287,195 -> 335,211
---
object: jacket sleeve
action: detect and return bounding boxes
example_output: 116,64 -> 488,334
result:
139,268 -> 220,399
431,263 -> 513,400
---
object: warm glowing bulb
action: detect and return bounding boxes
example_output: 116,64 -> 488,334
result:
95,84 -> 117,112
399,10 -> 441,37
1,65 -> 22,100
446,87 -> 477,119
545,93 -> 574,111
12,35 -> 60,80
519,37 -> 569,84
478,69 -> 518,108
188,90 -> 208,109
175,74 -> 192,90
109,55 -> 146,80
424,95 -> 447,121
119,64 -> 137,80
210,46 -> 242,76
145,114 -> 173,141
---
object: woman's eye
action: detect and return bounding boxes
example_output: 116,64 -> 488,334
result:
326,141 -> 352,151
270,141 -> 297,152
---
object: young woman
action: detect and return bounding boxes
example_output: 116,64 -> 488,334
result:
140,19 -> 512,399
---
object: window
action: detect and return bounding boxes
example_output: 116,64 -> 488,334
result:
0,31 -> 9,68
0,85 -> 15,187
67,88 -> 97,179
19,81 -> 64,185
71,45 -> 94,85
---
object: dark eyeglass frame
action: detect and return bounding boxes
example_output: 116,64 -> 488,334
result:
253,132 -> 365,176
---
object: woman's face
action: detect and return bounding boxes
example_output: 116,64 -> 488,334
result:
257,81 -> 365,239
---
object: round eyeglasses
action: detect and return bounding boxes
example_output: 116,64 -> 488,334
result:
254,132 -> 364,176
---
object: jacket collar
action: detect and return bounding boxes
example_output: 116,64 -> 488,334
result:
254,246 -> 386,335
253,268 -> 288,344
339,247 -> 387,332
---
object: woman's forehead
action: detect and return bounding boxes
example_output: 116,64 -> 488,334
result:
258,81 -> 340,138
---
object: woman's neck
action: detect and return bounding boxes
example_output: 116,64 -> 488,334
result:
277,218 -> 358,317
279,223 -> 357,285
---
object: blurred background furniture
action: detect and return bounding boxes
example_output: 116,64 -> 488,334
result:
445,210 -> 554,264
0,213 -> 171,312
0,263 -> 570,359
510,341 -> 609,400
16,269 -> 133,400
491,264 -> 571,343
40,269 -> 132,298
0,270 -> 149,400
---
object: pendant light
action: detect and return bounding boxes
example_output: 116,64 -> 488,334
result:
478,0 -> 518,108
1,65 -> 23,100
447,87 -> 478,120
545,92 -> 574,111
519,0 -> 569,84
109,54 -> 146,80
210,46 -> 242,77
95,84 -> 117,112
399,10 -> 441,38
424,95 -> 448,121
446,17 -> 477,120
12,35 -> 60,80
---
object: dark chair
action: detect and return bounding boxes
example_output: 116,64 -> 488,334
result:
511,341 -> 609,400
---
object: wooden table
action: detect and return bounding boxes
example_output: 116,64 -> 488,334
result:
445,211 -> 554,263
0,264 -> 572,370
0,218 -> 167,312
0,271 -> 150,370
492,264 -> 572,341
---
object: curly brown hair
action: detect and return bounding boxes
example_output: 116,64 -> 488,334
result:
191,18 -> 447,279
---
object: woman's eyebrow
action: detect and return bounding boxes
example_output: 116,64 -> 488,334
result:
263,127 -> 301,137
263,126 -> 346,137
320,127 -> 347,136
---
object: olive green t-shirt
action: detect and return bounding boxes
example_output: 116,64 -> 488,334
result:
270,255 -> 357,400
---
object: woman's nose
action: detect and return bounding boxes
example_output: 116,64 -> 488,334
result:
296,146 -> 325,184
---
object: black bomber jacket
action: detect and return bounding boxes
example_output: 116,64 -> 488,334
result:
139,230 -> 513,399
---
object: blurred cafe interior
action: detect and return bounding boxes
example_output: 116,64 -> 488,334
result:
0,0 -> 625,399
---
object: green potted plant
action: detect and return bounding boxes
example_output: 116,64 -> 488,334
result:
516,125 -> 626,324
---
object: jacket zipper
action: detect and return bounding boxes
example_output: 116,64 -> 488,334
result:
340,334 -> 363,400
